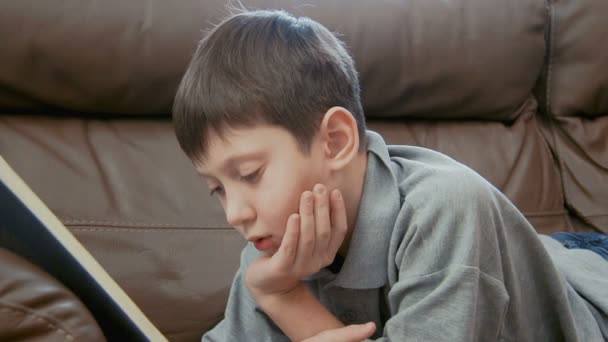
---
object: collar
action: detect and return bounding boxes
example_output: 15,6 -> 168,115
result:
324,131 -> 402,289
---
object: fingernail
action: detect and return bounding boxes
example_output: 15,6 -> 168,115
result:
305,192 -> 313,205
314,184 -> 324,194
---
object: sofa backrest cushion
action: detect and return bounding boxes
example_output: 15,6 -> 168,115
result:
1,0 -> 546,121
535,0 -> 608,118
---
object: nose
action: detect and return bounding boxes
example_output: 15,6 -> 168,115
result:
224,191 -> 256,229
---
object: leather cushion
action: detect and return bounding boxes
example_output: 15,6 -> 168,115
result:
0,0 -> 546,121
536,0 -> 608,118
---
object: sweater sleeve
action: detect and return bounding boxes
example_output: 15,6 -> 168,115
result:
202,245 -> 289,342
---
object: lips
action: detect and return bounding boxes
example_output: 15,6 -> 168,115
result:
252,236 -> 274,251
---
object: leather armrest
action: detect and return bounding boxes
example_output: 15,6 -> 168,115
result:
0,248 -> 105,341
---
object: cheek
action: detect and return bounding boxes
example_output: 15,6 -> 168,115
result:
257,168 -> 319,236
256,182 -> 300,232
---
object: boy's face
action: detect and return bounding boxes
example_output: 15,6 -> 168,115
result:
195,125 -> 328,254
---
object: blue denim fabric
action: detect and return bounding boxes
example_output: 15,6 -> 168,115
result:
551,232 -> 608,260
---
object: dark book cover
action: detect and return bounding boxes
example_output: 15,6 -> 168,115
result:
0,156 -> 167,341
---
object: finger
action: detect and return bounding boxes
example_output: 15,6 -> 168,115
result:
313,184 -> 331,261
306,322 -> 376,342
295,191 -> 315,269
335,322 -> 375,342
328,189 -> 348,255
272,214 -> 300,271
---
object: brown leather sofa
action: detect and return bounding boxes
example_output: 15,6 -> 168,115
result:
1,0 -> 607,340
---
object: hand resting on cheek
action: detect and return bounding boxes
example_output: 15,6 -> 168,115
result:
245,183 -> 348,299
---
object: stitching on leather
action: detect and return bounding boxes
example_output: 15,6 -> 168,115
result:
545,0 -> 554,115
63,211 -> 568,230
70,227 -> 238,233
63,219 -> 191,227
62,219 -> 231,230
0,305 -> 75,341
523,210 -> 568,218
543,0 -> 574,229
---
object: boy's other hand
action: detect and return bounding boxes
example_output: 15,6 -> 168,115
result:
302,322 -> 376,342
246,184 -> 348,299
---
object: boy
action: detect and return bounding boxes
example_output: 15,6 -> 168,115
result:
173,9 -> 608,342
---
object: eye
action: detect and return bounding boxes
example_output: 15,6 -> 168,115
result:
239,168 -> 262,183
209,185 -> 225,197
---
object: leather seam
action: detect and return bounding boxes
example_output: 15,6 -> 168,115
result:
62,219 -> 190,227
61,212 -> 569,230
578,214 -> 608,218
70,227 -> 233,234
523,210 -> 568,218
545,0 -> 554,116
69,226 -> 235,232
62,219 -> 231,230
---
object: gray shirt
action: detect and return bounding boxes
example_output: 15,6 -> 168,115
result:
203,131 -> 608,341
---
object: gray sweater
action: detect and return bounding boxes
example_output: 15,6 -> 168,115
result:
203,131 -> 608,341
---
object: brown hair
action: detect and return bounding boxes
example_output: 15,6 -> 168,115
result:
173,9 -> 366,162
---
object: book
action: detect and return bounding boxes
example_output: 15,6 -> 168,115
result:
0,155 -> 167,342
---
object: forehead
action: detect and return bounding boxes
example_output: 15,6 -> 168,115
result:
195,125 -> 300,174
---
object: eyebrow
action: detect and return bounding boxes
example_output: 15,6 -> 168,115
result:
198,151 -> 266,178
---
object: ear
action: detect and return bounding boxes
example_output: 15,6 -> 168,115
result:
318,106 -> 360,171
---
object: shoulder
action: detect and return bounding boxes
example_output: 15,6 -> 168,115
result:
386,147 -> 523,270
389,145 -> 500,212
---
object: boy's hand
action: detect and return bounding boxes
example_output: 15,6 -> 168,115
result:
245,184 -> 348,299
302,322 -> 376,342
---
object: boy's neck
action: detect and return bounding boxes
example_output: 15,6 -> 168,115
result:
337,150 -> 369,256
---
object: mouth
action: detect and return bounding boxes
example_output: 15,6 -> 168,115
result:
249,236 -> 274,252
